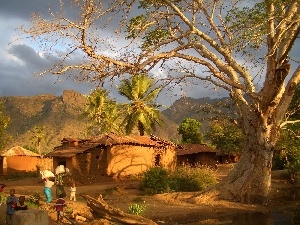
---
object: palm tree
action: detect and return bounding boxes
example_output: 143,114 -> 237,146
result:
117,74 -> 163,136
29,125 -> 47,155
84,88 -> 121,135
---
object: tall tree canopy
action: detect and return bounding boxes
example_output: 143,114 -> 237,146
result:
22,0 -> 300,203
117,74 -> 163,136
205,119 -> 245,159
84,88 -> 121,135
178,118 -> 203,144
29,125 -> 47,155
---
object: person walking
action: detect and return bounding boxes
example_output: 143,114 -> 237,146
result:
55,165 -> 69,198
40,170 -> 55,207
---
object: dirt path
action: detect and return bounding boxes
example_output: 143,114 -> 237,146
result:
0,164 -> 299,225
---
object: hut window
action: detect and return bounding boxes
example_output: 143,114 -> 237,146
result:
96,156 -> 99,159
154,154 -> 161,166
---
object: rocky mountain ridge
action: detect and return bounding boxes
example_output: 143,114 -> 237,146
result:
1,90 -> 229,153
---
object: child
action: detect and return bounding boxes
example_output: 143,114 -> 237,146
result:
0,184 -> 6,206
55,193 -> 66,225
69,182 -> 76,202
6,189 -> 18,225
16,196 -> 28,210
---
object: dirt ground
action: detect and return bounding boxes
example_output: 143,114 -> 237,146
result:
1,164 -> 300,225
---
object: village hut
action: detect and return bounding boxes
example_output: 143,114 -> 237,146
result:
176,144 -> 219,167
0,146 -> 41,175
45,133 -> 177,183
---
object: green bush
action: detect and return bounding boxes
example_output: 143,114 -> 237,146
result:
139,167 -> 170,194
27,192 -> 41,206
128,203 -> 147,215
3,171 -> 38,181
170,166 -> 217,192
140,166 -> 217,194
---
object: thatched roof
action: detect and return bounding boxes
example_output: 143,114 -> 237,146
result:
1,146 -> 40,157
45,133 -> 177,158
176,144 -> 219,156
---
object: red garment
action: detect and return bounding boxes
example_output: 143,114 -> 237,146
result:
55,198 -> 66,212
0,184 -> 6,192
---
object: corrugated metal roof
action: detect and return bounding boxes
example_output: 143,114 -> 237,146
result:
1,146 -> 41,157
45,133 -> 177,158
176,144 -> 219,156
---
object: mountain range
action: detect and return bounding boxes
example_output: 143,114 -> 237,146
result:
0,90 -> 229,153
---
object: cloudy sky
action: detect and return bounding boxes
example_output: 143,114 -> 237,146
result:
0,1 -> 94,96
0,0 -> 237,106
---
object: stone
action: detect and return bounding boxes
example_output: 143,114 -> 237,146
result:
12,209 -> 49,225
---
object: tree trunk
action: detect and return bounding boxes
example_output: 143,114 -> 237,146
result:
217,125 -> 273,204
82,195 -> 157,225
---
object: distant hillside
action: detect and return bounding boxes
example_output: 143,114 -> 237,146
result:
161,96 -> 233,131
0,90 -> 181,153
1,90 -> 231,153
1,90 -> 89,153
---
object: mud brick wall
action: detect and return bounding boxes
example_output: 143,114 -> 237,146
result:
6,156 -> 39,174
37,157 -> 53,171
70,147 -> 108,185
107,145 -> 176,178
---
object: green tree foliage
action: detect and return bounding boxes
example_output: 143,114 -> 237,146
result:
117,74 -> 163,136
29,126 -> 47,155
178,118 -> 203,144
205,119 -> 245,158
274,128 -> 300,180
274,84 -> 300,180
84,88 -> 121,135
0,101 -> 10,150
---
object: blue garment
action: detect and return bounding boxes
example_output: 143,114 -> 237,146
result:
44,187 -> 52,203
6,196 -> 18,215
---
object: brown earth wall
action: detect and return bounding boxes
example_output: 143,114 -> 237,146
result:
107,145 -> 176,178
69,147 -> 108,184
6,156 -> 39,173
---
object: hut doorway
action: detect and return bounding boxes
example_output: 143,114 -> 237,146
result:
154,154 -> 161,166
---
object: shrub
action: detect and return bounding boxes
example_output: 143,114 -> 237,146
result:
170,166 -> 217,192
3,171 -> 38,181
27,192 -> 41,206
128,203 -> 146,215
139,167 -> 170,194
140,166 -> 217,194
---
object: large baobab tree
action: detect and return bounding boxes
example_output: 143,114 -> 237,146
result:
20,0 -> 300,204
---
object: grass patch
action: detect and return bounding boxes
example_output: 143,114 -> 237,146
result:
2,171 -> 39,181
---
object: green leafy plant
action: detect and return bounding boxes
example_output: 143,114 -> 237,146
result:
128,203 -> 147,215
3,171 -> 38,181
170,166 -> 217,192
140,166 -> 217,194
27,192 -> 41,206
140,167 -> 170,194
